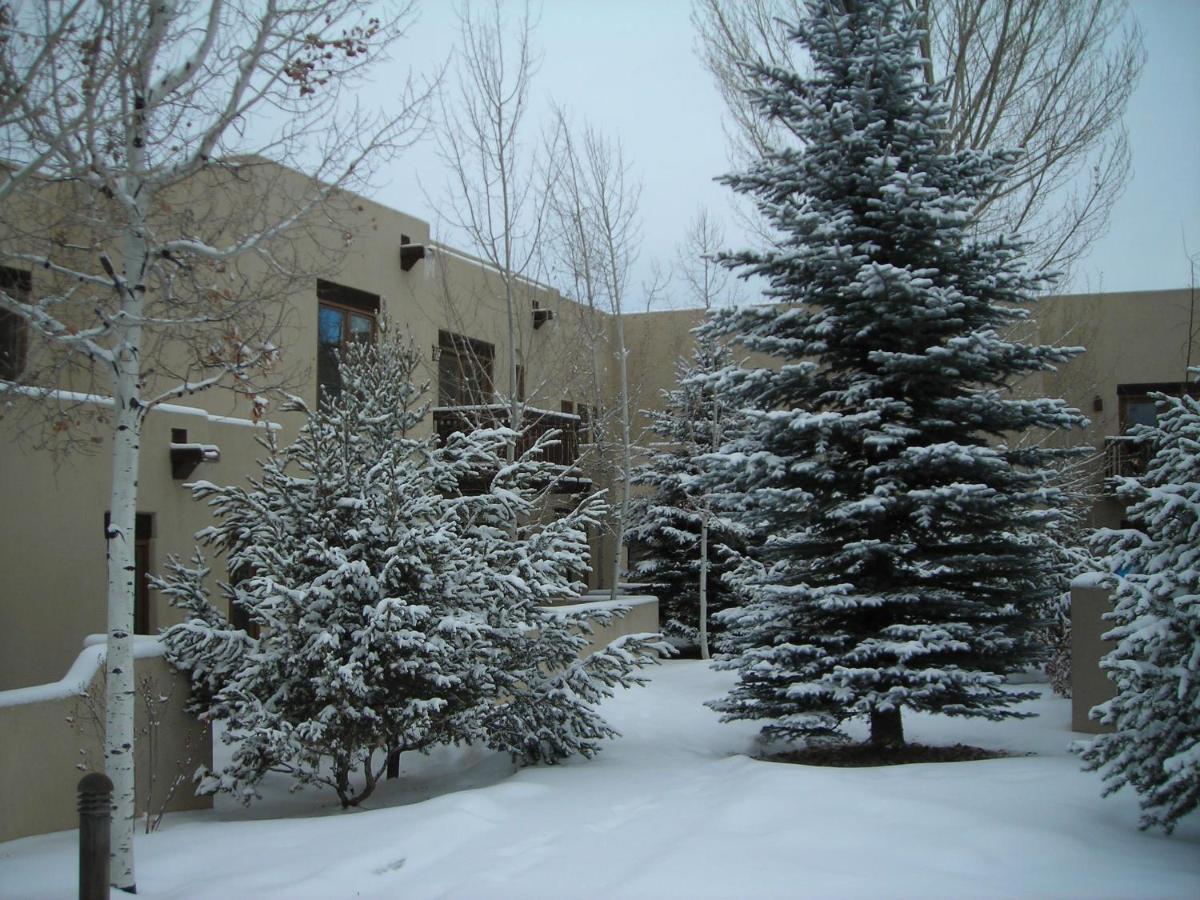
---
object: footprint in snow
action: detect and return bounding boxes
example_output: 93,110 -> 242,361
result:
373,858 -> 406,875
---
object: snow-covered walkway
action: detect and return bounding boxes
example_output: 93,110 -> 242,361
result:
1,661 -> 1196,898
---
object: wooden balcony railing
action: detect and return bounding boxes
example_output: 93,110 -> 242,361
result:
432,404 -> 587,490
1103,435 -> 1153,484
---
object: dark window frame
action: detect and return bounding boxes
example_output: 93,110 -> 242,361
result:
317,280 -> 380,403
1117,382 -> 1200,433
0,266 -> 31,382
227,562 -> 261,639
561,399 -> 592,444
438,329 -> 494,407
103,512 -> 154,635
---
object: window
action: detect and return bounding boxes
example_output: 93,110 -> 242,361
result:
577,403 -> 592,444
438,330 -> 494,407
103,512 -> 154,635
0,266 -> 31,381
562,400 -> 592,444
317,279 -> 379,402
1118,382 -> 1200,433
228,563 -> 261,639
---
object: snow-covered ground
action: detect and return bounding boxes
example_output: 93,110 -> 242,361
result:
2,661 -> 1197,898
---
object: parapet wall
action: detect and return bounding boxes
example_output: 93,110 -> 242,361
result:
0,598 -> 659,844
1070,577 -> 1116,734
0,637 -> 213,844
547,594 -> 661,658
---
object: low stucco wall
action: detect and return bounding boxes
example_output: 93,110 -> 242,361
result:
547,594 -> 661,658
1070,578 -> 1116,734
0,399 -> 280,691
0,637 -> 212,844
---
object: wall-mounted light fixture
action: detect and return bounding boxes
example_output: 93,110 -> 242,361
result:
1093,394 -> 1104,412
532,300 -> 554,329
399,233 -> 427,271
169,428 -> 220,480
431,344 -> 443,362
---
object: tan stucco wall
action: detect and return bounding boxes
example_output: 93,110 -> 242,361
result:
559,595 -> 661,659
0,403 -> 277,689
0,642 -> 212,843
1070,582 -> 1116,733
0,161 -> 629,687
1034,288 -> 1195,529
3,154 -> 1193,698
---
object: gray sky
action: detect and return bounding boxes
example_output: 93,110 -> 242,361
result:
363,0 -> 1200,306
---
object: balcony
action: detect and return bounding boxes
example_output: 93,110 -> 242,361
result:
432,404 -> 589,492
1103,434 -> 1153,487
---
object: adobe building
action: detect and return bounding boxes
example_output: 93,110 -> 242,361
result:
1,158 -> 1195,694
0,160 -> 623,690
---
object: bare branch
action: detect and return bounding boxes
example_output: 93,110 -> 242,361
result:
692,0 -> 1145,279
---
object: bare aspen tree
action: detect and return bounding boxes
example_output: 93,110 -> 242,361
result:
677,206 -> 736,312
677,206 -> 735,656
436,0 -> 561,458
692,0 -> 1145,277
0,2 -> 427,890
553,120 -> 642,601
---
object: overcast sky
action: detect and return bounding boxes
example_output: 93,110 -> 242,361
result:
361,0 -> 1200,307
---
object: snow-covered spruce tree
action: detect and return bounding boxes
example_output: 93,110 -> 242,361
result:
628,332 -> 744,652
1079,384 -> 1200,833
159,334 -> 665,807
702,0 -> 1085,750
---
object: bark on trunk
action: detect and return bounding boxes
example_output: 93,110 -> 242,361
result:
607,308 -> 631,603
104,392 -> 141,893
869,706 -> 905,749
698,513 -> 710,660
106,123 -> 150,888
504,273 -> 519,467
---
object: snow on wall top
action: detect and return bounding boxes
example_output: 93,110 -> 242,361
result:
0,635 -> 165,709
0,384 -> 281,430
544,594 -> 658,617
1070,572 -> 1113,590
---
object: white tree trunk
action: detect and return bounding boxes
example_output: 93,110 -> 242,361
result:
105,297 -> 145,892
105,146 -> 151,893
608,312 -> 631,602
699,511 -> 710,660
505,274 -> 520,466
104,387 -> 142,893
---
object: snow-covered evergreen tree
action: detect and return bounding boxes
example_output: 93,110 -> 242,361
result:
160,333 -> 665,807
628,333 -> 744,651
702,0 -> 1085,748
1079,383 -> 1200,833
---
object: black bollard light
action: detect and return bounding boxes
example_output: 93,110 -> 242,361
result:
78,772 -> 113,900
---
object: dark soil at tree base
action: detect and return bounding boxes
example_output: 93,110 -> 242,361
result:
763,743 -> 1018,767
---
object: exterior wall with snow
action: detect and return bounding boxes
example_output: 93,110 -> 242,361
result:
1033,287 -> 1195,529
0,153 -> 1192,702
0,639 -> 212,844
1070,580 -> 1116,733
0,161 -> 621,690
0,402 -> 278,689
552,595 -> 661,658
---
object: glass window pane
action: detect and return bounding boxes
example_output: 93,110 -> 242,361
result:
1126,399 -> 1158,430
318,343 -> 341,403
349,313 -> 373,341
318,305 -> 343,346
439,352 -> 461,406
